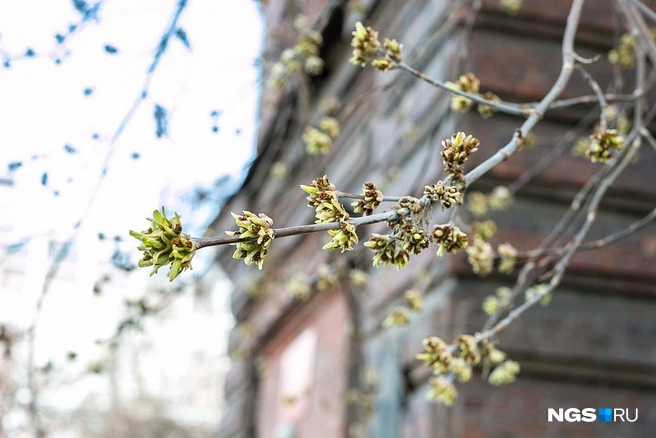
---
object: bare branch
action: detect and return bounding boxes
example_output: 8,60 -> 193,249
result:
396,61 -> 529,117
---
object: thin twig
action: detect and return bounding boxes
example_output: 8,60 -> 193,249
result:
576,64 -> 608,131
640,126 -> 656,154
336,191 -> 404,202
546,92 -> 638,110
195,0 -> 585,253
484,7 -> 649,333
455,0 -> 484,72
396,61 -> 529,117
508,109 -> 598,194
194,208 -> 409,249
482,134 -> 641,343
512,206 -> 656,259
482,0 -> 589,330
626,0 -> 656,24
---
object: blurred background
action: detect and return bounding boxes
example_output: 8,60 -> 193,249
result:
0,0 -> 263,436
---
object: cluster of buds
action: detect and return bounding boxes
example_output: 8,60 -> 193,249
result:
467,191 -> 489,217
445,73 -> 480,113
416,336 -> 453,374
349,268 -> 369,286
608,33 -> 637,70
482,287 -> 513,316
418,333 -> 520,405
488,186 -> 514,210
467,186 -> 514,217
301,176 -> 347,223
288,273 -> 311,301
266,23 -> 324,91
467,220 -> 501,277
572,136 -> 591,158
349,21 -> 381,67
480,341 -> 519,386
352,182 -> 383,216
315,264 -> 337,290
303,117 -> 340,154
383,289 -> 424,329
525,283 -> 552,306
497,242 -> 518,274
319,116 -> 339,138
349,22 -> 403,72
416,335 -> 475,405
424,181 -> 461,209
457,335 -> 482,365
130,207 -> 197,281
431,224 -> 468,256
482,342 -> 507,367
520,131 -> 537,150
315,196 -> 347,224
441,132 -> 480,178
382,307 -> 410,327
323,220 -> 359,252
301,175 -> 335,206
270,162 -> 288,180
585,129 -> 624,163
226,211 -> 275,270
395,196 -> 424,215
371,38 -> 403,72
364,233 -> 410,269
427,377 -> 458,406
319,96 -> 340,115
471,220 -> 497,242
398,223 -> 430,255
347,0 -> 367,14
404,289 -> 423,312
466,240 -> 495,276
295,31 -> 324,71
302,128 -> 331,154
602,106 -> 632,137
499,0 -> 523,16
478,91 -> 502,119
449,357 -> 474,383
488,360 -> 521,385
301,176 -> 357,252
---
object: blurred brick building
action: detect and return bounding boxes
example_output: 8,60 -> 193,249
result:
210,0 -> 656,437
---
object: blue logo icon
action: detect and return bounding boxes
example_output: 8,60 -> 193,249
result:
598,408 -> 612,422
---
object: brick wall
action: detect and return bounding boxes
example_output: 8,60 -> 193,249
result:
212,0 -> 656,437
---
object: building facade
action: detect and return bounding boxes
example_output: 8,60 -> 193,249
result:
213,1 -> 656,437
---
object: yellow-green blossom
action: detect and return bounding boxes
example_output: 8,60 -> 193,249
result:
497,242 -> 518,274
323,220 -> 358,252
432,224 -> 468,256
382,307 -> 410,327
488,360 -> 520,385
130,207 -> 197,281
226,211 -> 275,270
404,289 -> 423,312
427,377 -> 458,406
350,22 -> 381,67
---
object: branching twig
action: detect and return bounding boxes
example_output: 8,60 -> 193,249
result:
195,208 -> 409,249
509,206 -> 656,260
626,0 -> 656,26
483,134 -> 641,343
396,61 -> 529,117
508,109 -> 598,194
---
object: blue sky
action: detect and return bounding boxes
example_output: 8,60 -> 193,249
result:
0,0 -> 263,245
0,2 -> 263,429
